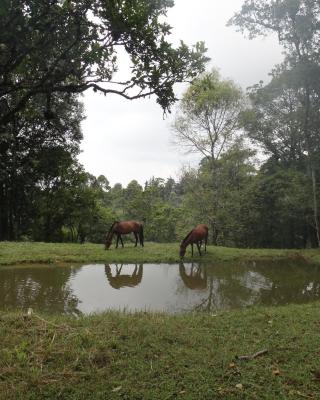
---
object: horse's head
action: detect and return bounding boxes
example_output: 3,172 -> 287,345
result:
104,234 -> 112,250
179,245 -> 186,259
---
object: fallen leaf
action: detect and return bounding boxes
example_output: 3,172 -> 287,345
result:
235,383 -> 243,390
272,369 -> 281,376
229,363 -> 235,368
112,386 -> 122,392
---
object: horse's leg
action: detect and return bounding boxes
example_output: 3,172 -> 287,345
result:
196,242 -> 202,256
116,265 -> 123,275
116,234 -> 120,248
139,225 -> 144,247
134,232 -> 138,247
119,235 -> 124,248
191,243 -> 194,257
205,234 -> 208,253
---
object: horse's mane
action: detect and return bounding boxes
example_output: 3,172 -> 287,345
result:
181,229 -> 193,245
107,221 -> 119,236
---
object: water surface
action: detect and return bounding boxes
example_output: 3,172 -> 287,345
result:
1,260 -> 320,314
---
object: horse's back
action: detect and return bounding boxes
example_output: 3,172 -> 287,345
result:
189,224 -> 208,242
117,220 -> 142,234
195,224 -> 209,236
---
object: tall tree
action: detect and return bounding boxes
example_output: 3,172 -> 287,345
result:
172,69 -> 247,239
0,92 -> 84,240
172,68 -> 246,166
230,0 -> 320,245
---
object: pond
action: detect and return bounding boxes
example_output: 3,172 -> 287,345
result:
1,260 -> 320,315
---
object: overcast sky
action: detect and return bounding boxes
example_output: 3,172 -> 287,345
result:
78,0 -> 284,187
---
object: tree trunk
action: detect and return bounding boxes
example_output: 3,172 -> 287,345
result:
311,167 -> 320,247
303,85 -> 320,247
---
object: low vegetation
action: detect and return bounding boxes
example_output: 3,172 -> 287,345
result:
1,302 -> 320,399
1,241 -> 319,266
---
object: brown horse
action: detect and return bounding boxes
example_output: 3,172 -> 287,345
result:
105,220 -> 144,249
179,224 -> 208,258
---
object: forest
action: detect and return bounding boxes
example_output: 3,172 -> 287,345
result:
1,0 -> 320,249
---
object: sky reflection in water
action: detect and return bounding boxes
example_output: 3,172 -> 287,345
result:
1,261 -> 320,315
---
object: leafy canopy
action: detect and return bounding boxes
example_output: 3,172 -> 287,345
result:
0,0 -> 209,125
172,69 -> 245,162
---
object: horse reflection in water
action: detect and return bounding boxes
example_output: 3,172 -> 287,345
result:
105,264 -> 143,289
180,263 -> 218,312
179,263 -> 207,290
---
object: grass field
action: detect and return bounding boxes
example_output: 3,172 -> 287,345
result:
1,241 -> 319,265
1,303 -> 320,399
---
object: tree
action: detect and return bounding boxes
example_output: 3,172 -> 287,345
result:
64,172 -> 115,244
144,201 -> 180,242
228,0 -> 320,61
0,0 -> 208,127
0,92 -> 84,240
230,0 -> 320,245
178,141 -> 256,246
122,180 -> 144,221
172,69 -> 248,241
242,161 -> 313,248
172,68 -> 246,165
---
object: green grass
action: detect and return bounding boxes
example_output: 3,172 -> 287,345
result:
1,241 -> 319,265
1,303 -> 320,399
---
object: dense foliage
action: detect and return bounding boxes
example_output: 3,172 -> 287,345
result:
229,0 -> 320,247
0,0 -> 208,124
0,0 -> 207,241
1,0 -> 320,248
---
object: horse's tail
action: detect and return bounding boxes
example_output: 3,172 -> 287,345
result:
139,223 -> 144,247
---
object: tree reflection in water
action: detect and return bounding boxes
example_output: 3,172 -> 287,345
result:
178,261 -> 320,312
0,265 -> 80,314
105,264 -> 143,289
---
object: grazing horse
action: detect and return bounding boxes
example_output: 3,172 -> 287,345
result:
179,224 -> 208,258
105,220 -> 144,249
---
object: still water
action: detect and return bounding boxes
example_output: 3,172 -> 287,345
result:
1,261 -> 320,314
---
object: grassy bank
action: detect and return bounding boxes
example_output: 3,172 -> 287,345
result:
1,241 -> 319,265
1,302 -> 319,399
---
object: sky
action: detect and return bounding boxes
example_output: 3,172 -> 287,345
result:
78,0 -> 284,187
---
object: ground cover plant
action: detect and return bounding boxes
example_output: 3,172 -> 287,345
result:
0,241 -> 318,266
0,302 -> 320,399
